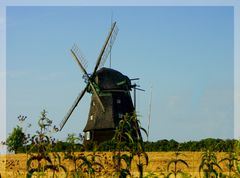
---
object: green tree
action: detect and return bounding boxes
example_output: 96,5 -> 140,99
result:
6,125 -> 26,153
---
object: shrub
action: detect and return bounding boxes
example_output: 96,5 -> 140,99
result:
6,125 -> 27,153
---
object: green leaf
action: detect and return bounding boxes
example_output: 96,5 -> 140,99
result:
237,164 -> 240,173
125,132 -> 134,143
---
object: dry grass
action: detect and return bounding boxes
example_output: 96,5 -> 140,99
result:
0,152 -> 232,178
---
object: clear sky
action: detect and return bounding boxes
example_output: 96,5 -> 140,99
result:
6,6 -> 234,142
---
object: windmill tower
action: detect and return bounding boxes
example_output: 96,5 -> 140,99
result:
58,22 -> 141,143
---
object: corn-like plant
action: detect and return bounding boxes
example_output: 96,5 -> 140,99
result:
64,134 -> 103,177
79,151 -> 104,177
112,112 -> 148,178
166,152 -> 189,178
199,149 -> 222,178
219,151 -> 239,178
112,114 -> 133,178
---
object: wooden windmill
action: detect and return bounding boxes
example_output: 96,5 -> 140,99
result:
58,22 -> 142,143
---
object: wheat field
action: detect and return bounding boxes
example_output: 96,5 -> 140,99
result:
0,152 -> 231,178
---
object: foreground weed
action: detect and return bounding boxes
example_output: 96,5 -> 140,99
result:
26,110 -> 67,178
144,171 -> 159,178
166,152 -> 189,178
112,113 -> 148,178
64,134 -> 103,178
219,151 -> 239,178
199,149 -> 222,178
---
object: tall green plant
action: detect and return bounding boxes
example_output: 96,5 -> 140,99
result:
219,151 -> 239,178
166,152 -> 189,178
64,133 -> 103,177
199,149 -> 222,178
26,110 -> 67,178
112,112 -> 148,178
64,133 -> 84,177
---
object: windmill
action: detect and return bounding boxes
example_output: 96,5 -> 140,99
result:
58,22 -> 142,143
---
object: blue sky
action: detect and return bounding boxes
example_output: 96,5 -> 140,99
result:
6,6 -> 234,142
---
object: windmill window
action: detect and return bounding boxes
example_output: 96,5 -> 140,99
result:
116,99 -> 121,104
85,131 -> 91,141
118,113 -> 123,118
92,102 -> 95,106
90,115 -> 93,120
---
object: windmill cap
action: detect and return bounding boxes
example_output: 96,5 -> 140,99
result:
95,67 -> 131,91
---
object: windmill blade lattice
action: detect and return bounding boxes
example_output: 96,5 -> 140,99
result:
93,22 -> 118,74
99,25 -> 119,68
71,44 -> 88,69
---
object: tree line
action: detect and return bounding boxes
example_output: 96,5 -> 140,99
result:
14,138 -> 236,153
3,110 -> 238,153
143,138 -> 237,152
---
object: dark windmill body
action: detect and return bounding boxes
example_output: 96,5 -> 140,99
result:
58,22 -> 141,143
84,68 -> 135,142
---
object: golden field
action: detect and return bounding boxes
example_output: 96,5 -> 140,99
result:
0,152 -> 232,178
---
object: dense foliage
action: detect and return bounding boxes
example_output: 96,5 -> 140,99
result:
21,138 -> 238,153
5,125 -> 27,153
144,138 -> 238,152
8,137 -> 238,153
5,111 -> 238,154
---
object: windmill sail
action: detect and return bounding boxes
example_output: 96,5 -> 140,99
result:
70,47 -> 89,77
71,47 -> 105,112
72,44 -> 88,69
99,25 -> 119,68
93,22 -> 118,74
59,85 -> 88,130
